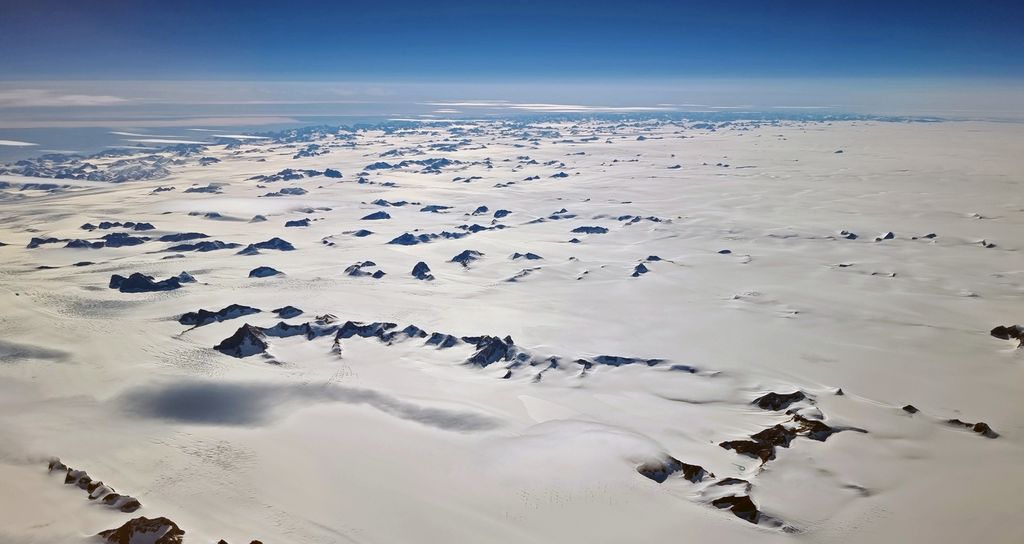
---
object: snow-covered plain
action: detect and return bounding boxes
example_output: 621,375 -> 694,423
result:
0,117 -> 1022,543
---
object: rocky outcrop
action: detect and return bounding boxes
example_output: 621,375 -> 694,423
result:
388,231 -> 467,245
720,413 -> 861,463
426,332 -> 461,348
109,272 -> 194,293
411,261 -> 434,280
167,240 -> 241,252
237,237 -> 296,254
571,226 -> 608,234
179,304 -> 261,327
48,458 -> 141,513
214,324 -> 269,358
98,517 -> 184,544
511,252 -> 542,260
990,324 -> 1023,347
344,261 -> 385,278
273,306 -> 303,319
711,495 -> 761,524
158,232 -> 209,242
27,236 -> 66,248
637,456 -> 713,484
752,391 -> 807,411
249,266 -> 283,278
946,419 -> 998,438
450,250 -> 484,267
463,335 -> 519,367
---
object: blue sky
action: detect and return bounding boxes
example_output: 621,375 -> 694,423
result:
3,0 -> 1022,80
0,0 -> 1022,128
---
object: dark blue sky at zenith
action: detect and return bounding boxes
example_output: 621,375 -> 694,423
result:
2,0 -> 1022,80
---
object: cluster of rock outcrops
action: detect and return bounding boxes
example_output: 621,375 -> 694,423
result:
47,458 -> 141,513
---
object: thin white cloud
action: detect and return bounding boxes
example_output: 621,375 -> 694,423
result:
423,100 -> 510,107
211,134 -> 269,140
0,139 -> 38,146
122,138 -> 208,144
110,131 -> 179,137
506,103 -> 675,112
0,89 -> 129,107
426,101 -> 675,113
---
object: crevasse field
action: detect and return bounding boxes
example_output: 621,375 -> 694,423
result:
1,117 -> 1022,543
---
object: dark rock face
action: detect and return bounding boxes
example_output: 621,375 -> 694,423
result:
947,418 -> 999,438
238,237 -> 296,254
637,456 -> 713,484
285,218 -> 310,227
720,414 -> 856,463
49,458 -> 141,513
990,324 -> 1024,347
98,516 -> 185,544
511,252 -> 542,260
27,236 -> 66,248
158,232 -> 209,242
82,221 -> 154,231
109,272 -> 190,293
450,250 -> 484,267
65,239 -> 104,249
631,263 -> 649,277
344,261 -> 385,278
874,231 -> 895,242
214,324 -> 269,358
324,168 -> 343,178
426,332 -> 460,348
712,495 -> 761,524
580,355 -> 663,368
167,240 -> 241,252
261,321 -> 314,339
361,211 -> 391,220
261,187 -> 308,197
336,321 -> 397,341
752,391 -> 807,411
388,231 -> 467,245
571,226 -> 608,234
464,335 -> 517,367
273,306 -> 303,319
184,184 -> 222,194
493,209 -> 511,218
179,304 -> 261,327
411,261 -> 434,280
249,266 -> 283,278
90,232 -> 150,248
420,204 -> 453,213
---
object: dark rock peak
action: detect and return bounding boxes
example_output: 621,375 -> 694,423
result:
412,261 -> 434,280
109,272 -> 190,293
450,249 -> 484,267
249,266 -> 283,278
752,391 -> 807,411
179,304 -> 261,327
272,306 -> 303,319
214,324 -> 269,358
98,516 -> 185,544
